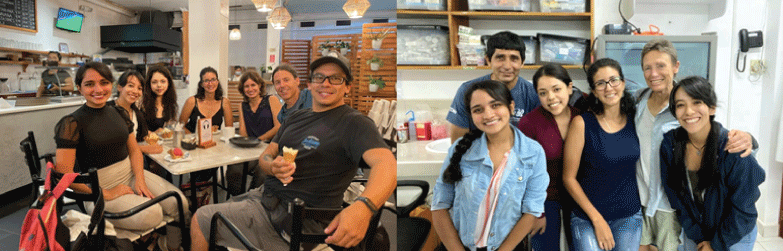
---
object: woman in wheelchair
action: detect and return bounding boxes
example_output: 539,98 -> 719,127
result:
53,62 -> 189,251
431,80 -> 549,251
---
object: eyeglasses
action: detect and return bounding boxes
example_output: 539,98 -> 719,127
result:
310,74 -> 346,85
594,76 -> 622,91
204,78 -> 219,84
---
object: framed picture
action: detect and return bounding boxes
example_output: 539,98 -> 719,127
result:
58,42 -> 68,53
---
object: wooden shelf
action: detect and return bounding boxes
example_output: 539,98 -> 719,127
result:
451,11 -> 591,20
0,60 -> 79,72
0,47 -> 90,58
397,10 -> 450,18
398,64 -> 583,70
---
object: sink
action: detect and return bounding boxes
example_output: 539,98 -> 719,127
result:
425,138 -> 451,154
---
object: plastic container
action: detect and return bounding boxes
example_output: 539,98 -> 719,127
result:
468,0 -> 532,11
540,0 -> 586,13
397,0 -> 445,10
537,33 -> 588,65
456,43 -> 486,66
398,25 -> 450,65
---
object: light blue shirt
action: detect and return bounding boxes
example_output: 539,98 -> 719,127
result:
432,126 -> 548,251
634,88 -> 680,216
277,88 -> 312,123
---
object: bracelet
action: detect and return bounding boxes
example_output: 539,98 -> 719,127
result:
354,196 -> 378,215
538,212 -> 546,219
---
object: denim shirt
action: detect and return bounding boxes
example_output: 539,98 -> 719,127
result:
432,127 -> 548,251
634,88 -> 680,216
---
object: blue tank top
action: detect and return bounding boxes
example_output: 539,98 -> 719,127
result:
242,95 -> 274,138
573,112 -> 641,221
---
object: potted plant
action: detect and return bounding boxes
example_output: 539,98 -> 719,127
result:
338,41 -> 349,55
366,55 -> 383,71
369,28 -> 391,49
318,40 -> 333,56
368,76 -> 385,92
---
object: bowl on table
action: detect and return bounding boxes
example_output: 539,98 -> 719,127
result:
229,137 -> 261,148
181,135 -> 198,150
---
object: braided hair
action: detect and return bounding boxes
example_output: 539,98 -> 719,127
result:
442,80 -> 514,183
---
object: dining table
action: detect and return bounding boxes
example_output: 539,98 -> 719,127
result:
144,136 -> 268,212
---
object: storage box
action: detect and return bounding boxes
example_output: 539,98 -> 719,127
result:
537,33 -> 588,65
398,25 -> 450,65
397,0 -> 445,11
456,43 -> 486,66
540,0 -> 586,13
469,0 -> 532,11
481,35 -> 537,65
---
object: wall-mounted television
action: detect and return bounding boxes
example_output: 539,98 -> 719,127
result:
55,8 -> 84,33
594,35 -> 717,94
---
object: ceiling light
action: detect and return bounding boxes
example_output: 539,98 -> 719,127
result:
229,28 -> 242,40
252,0 -> 277,12
343,0 -> 370,19
267,6 -> 291,30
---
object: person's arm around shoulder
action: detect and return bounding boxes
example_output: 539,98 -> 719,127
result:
725,130 -> 757,157
223,97 -> 234,126
179,97 -> 196,133
258,96 -> 282,141
562,115 -> 615,250
324,147 -> 396,248
498,141 -> 548,251
712,149 -> 765,249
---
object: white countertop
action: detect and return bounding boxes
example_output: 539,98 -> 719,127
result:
0,99 -> 85,115
398,139 -> 449,180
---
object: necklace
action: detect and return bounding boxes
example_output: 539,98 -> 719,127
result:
689,141 -> 706,156
600,115 -> 615,132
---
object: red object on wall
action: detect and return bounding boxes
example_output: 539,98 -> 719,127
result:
270,54 -> 275,63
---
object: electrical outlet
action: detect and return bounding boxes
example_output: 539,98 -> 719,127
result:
750,60 -> 766,74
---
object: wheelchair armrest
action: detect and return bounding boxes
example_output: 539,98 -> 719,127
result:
40,153 -> 55,163
209,212 -> 262,251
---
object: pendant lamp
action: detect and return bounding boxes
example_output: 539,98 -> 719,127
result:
343,0 -> 370,19
267,6 -> 291,30
252,0 -> 276,12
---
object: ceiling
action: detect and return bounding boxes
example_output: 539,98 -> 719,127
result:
108,0 -> 395,14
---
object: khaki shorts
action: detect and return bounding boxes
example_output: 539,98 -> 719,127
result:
640,206 -> 681,250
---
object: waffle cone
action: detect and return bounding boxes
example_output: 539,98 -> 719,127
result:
282,146 -> 298,163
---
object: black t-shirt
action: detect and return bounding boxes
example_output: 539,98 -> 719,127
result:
266,105 -> 388,208
54,104 -> 133,170
40,69 -> 71,96
107,100 -> 148,142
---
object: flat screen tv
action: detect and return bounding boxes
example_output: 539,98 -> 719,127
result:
594,35 -> 717,94
55,8 -> 84,33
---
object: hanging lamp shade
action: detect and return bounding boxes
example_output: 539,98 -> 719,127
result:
343,0 -> 370,19
229,28 -> 242,40
267,7 -> 291,30
252,0 -> 277,12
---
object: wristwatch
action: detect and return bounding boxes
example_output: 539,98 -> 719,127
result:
354,196 -> 378,215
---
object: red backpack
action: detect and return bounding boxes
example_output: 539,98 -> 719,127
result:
19,162 -> 77,251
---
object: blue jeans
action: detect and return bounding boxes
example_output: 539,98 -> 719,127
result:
571,210 -> 642,251
681,225 -> 756,251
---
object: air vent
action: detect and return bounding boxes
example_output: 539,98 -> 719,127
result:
372,19 -> 389,23
228,25 -> 240,30
336,20 -> 351,26
258,23 -> 267,29
300,21 -> 315,28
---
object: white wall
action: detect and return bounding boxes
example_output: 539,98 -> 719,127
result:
0,0 -> 139,91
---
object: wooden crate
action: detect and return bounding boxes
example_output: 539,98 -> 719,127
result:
281,39 -> 311,88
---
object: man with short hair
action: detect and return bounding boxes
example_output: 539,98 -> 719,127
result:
190,57 -> 396,250
447,31 -> 540,142
273,64 -> 312,123
36,51 -> 74,97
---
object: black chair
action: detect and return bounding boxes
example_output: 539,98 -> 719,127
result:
396,180 -> 431,251
208,212 -> 262,251
289,197 -> 385,251
19,131 -> 55,201
49,167 -> 189,250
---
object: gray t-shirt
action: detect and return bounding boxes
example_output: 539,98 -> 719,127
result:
41,69 -> 72,95
267,105 -> 388,208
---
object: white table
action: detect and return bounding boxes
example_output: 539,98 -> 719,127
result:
145,138 -> 268,211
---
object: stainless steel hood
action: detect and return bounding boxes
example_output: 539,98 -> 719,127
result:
100,23 -> 182,53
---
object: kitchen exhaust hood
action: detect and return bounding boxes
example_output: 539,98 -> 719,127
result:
100,23 -> 182,53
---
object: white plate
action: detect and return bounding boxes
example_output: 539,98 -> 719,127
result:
164,151 -> 191,162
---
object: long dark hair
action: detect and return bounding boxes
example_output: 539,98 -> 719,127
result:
116,70 -> 145,109
143,65 -> 178,122
442,80 -> 513,183
668,76 -> 720,195
196,66 -> 224,101
586,58 -> 635,117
